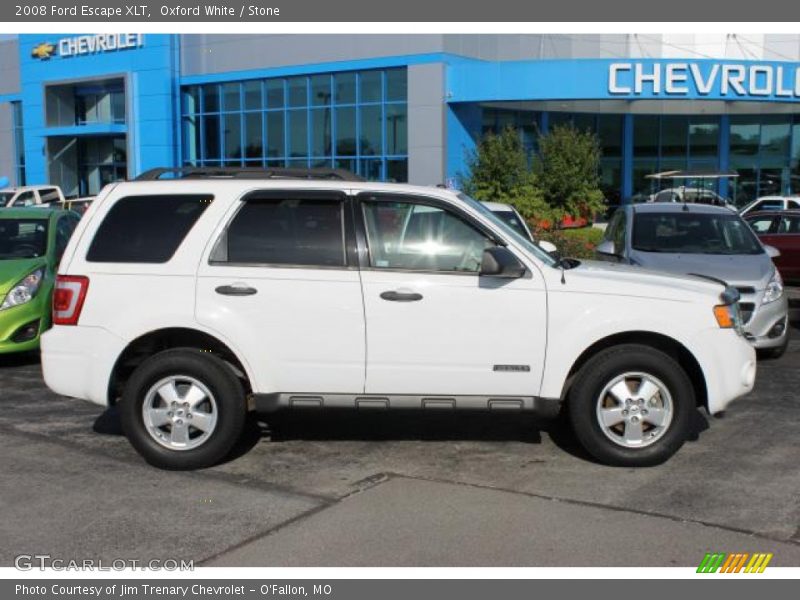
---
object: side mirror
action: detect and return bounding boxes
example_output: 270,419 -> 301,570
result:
596,240 -> 617,257
480,246 -> 527,278
765,244 -> 781,259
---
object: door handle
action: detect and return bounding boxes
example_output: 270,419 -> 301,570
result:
215,284 -> 258,296
380,290 -> 423,302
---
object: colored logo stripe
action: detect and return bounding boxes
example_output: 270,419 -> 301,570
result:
697,552 -> 772,573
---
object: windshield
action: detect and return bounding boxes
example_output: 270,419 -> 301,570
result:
632,212 -> 763,255
457,193 -> 557,266
0,219 -> 49,259
0,192 -> 15,207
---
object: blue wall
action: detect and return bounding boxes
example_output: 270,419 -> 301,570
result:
18,34 -> 178,185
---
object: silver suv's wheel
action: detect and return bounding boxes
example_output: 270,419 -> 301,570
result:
595,372 -> 673,449
569,344 -> 693,467
120,349 -> 246,470
142,376 -> 219,451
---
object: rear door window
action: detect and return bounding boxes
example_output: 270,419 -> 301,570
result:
212,193 -> 346,267
87,195 -> 213,263
747,216 -> 777,234
778,216 -> 800,234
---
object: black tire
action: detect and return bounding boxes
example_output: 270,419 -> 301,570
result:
119,348 -> 247,470
568,344 -> 694,467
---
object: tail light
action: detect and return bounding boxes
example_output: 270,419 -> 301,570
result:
53,275 -> 90,326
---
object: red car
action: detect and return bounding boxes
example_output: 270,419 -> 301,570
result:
744,210 -> 800,284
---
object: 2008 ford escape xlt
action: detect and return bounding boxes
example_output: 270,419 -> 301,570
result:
41,167 -> 756,470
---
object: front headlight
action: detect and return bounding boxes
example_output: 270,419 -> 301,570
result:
0,269 -> 44,311
762,269 -> 784,304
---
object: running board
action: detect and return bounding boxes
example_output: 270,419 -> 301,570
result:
253,393 -> 561,416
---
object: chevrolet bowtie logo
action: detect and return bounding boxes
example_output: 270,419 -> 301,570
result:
31,42 -> 56,60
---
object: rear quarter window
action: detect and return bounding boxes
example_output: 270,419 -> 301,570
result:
86,195 -> 213,263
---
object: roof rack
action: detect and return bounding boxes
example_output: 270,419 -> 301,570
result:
135,166 -> 365,182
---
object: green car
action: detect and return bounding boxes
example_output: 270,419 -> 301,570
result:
0,208 -> 81,354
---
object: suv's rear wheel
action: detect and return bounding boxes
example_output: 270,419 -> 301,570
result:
119,349 -> 246,470
569,344 -> 693,467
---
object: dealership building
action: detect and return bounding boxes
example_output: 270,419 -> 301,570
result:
2,33 -> 800,204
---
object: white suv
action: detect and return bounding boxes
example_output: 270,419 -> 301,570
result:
41,168 -> 757,470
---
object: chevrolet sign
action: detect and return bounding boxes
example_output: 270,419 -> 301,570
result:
609,62 -> 800,99
30,34 -> 144,60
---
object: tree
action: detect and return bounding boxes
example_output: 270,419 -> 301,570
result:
534,123 -> 606,219
460,127 -> 550,220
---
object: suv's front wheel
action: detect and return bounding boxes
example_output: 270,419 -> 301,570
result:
119,349 -> 247,470
569,344 -> 694,467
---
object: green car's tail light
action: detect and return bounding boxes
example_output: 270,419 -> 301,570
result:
53,275 -> 89,326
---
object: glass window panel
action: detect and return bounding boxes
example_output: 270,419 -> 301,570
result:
730,116 -> 760,157
792,122 -> 800,162
730,157 -> 758,206
633,115 -> 659,157
287,158 -> 310,168
385,104 -> 407,155
311,74 -> 332,106
202,84 -> 220,113
760,116 -> 791,159
549,113 -> 572,129
633,158 -> 659,197
385,69 -> 407,102
759,168 -> 784,197
224,113 -> 242,160
386,159 -> 408,183
223,198 -> 345,267
222,82 -> 241,112
360,105 -> 382,156
661,116 -> 688,157
573,114 -> 595,133
266,111 -> 285,158
266,159 -> 286,168
359,71 -> 382,103
362,201 -> 492,272
334,72 -> 356,104
335,158 -> 357,174
111,92 -> 125,123
287,77 -> 308,107
598,115 -> 622,157
311,108 -> 332,157
288,109 -> 308,157
335,106 -> 357,156
359,158 -> 383,181
182,86 -> 200,114
688,120 -> 719,158
243,81 -> 263,111
245,112 -> 263,159
266,80 -> 284,109
87,195 -> 212,263
311,158 -> 333,168
203,114 -> 220,159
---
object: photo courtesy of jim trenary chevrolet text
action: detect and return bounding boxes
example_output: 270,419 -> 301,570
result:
0,0 -> 799,595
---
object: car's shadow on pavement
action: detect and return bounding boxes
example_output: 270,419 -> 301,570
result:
92,404 -> 713,466
0,351 -> 41,369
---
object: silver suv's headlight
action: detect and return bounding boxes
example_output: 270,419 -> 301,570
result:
0,268 -> 44,311
762,269 -> 784,305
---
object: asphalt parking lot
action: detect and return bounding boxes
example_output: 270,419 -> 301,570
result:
2,327 -> 800,568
